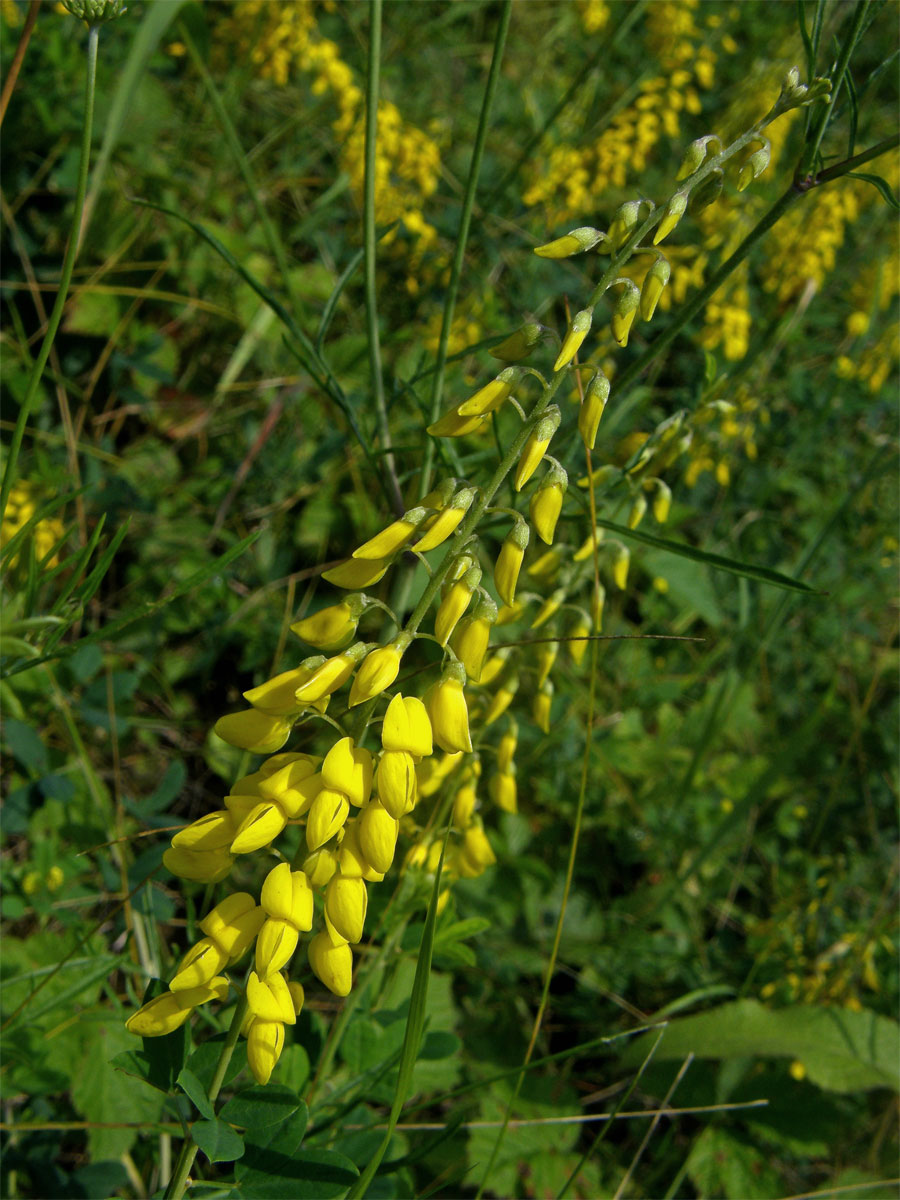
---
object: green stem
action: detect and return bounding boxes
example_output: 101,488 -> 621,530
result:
364,0 -> 403,515
419,0 -> 512,500
0,23 -> 99,526
798,0 -> 870,180
164,992 -> 249,1200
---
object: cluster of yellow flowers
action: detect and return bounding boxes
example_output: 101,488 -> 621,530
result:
682,389 -> 765,489
834,221 -> 900,393
524,0 -> 725,225
0,481 -> 64,568
215,1 -> 442,259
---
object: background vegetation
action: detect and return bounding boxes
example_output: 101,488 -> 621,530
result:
1,1 -> 897,1198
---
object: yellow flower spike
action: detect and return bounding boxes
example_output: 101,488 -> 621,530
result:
451,593 -> 498,683
456,367 -> 521,417
532,587 -> 565,630
569,616 -> 591,666
337,819 -> 384,882
578,372 -> 610,451
306,788 -> 350,850
489,770 -> 517,814
230,801 -> 288,855
458,824 -> 496,877
358,800 -> 399,874
247,971 -> 297,1025
416,750 -> 463,796
294,641 -> 369,703
628,492 -> 648,530
490,322 -> 543,363
652,191 -> 687,245
162,844 -> 234,884
291,594 -> 368,651
170,810 -> 236,852
435,566 -> 480,646
381,694 -> 433,758
126,978 -> 229,1038
247,1019 -> 285,1086
321,738 -> 375,806
322,555 -> 393,589
308,931 -> 353,996
411,486 -> 477,552
607,202 -> 640,251
483,673 -> 518,727
376,749 -> 418,819
426,408 -> 489,438
611,283 -> 640,347
214,709 -> 294,754
494,521 -> 529,607
533,680 -> 554,734
515,407 -> 561,491
303,847 -> 339,889
553,309 -> 592,372
639,258 -> 671,322
255,918 -> 299,978
348,633 -> 410,707
425,663 -> 473,753
452,784 -> 477,828
170,939 -> 229,992
536,640 -> 558,688
612,544 -> 630,590
352,507 -> 428,559
534,225 -> 604,258
529,462 -> 568,545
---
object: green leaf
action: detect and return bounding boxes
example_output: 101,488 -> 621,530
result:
622,1000 -> 900,1093
70,1021 -> 164,1162
1,719 -> 47,773
685,1126 -> 782,1199
237,1148 -> 358,1200
846,171 -> 900,210
594,519 -> 819,594
177,1067 -> 214,1119
219,1086 -> 300,1130
191,1118 -> 245,1165
187,1034 -> 248,1093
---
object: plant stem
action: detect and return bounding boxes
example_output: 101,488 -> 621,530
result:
798,0 -> 870,180
0,22 -> 99,526
164,992 -> 248,1200
419,0 -> 512,501
364,0 -> 403,516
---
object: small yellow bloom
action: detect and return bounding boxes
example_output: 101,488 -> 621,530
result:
325,874 -> 368,943
651,479 -> 672,523
230,801 -> 288,855
376,749 -> 418,818
489,770 -> 517,814
483,673 -> 518,726
652,191 -> 687,245
611,284 -> 640,347
294,642 -> 368,703
457,824 -> 496,877
426,408 -> 490,438
246,1018 -> 285,1086
255,919 -> 300,978
515,407 -> 561,491
171,810 -> 236,852
627,493 -> 647,530
553,309 -> 592,372
578,372 -> 610,451
338,819 -> 384,882
306,788 -> 350,850
322,555 -> 393,589
291,594 -> 367,650
425,665 -> 473,753
435,568 -> 480,646
214,709 -> 294,754
494,520 -> 530,606
452,783 -> 477,828
352,507 -> 427,559
490,322 -> 542,362
162,844 -> 234,884
497,722 -> 517,773
260,863 -> 314,929
358,800 -> 399,873
535,641 -> 557,688
302,847 -> 339,889
412,487 -> 476,552
533,680 -> 553,733
529,463 -> 567,545
246,971 -> 297,1026
308,931 -> 353,996
126,978 -> 229,1038
612,544 -> 630,590
348,635 -> 409,707
534,226 -> 603,258
451,594 -> 497,682
639,258 -> 671,322
456,368 -> 520,417
532,587 -> 565,629
321,737 -> 374,806
381,693 -> 433,757
170,939 -> 229,991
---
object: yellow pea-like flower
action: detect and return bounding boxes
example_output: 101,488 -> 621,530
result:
534,226 -> 603,258
348,635 -> 410,707
308,930 -> 353,996
247,971 -> 297,1025
452,783 -> 477,828
321,737 -> 374,806
126,977 -> 229,1037
533,680 -> 553,734
322,555 -> 393,589
291,593 -> 368,650
529,463 -> 567,545
294,642 -> 369,703
358,800 -> 399,874
639,258 -> 671,322
477,646 -> 510,688
246,1019 -> 285,1086
494,520 -> 529,606
255,918 -> 300,978
230,801 -> 288,855
376,749 -> 418,819
532,587 -> 565,630
490,322 -> 542,363
652,191 -> 687,245
483,673 -> 518,727
578,372 -> 610,451
607,201 -> 640,251
303,847 -> 339,889
489,770 -> 517,814
381,693 -> 433,758
243,662 -> 323,716
170,939 -> 229,992
457,824 -> 496,877
352,507 -> 428,559
425,665 -> 473,753
553,309 -> 592,372
451,594 -> 497,683
497,723 -> 517,773
162,844 -> 234,884
416,750 -> 463,797
411,487 -> 476,552
426,408 -> 490,438
435,567 -> 480,646
611,284 -> 640,347
612,544 -> 630,590
338,819 -> 384,882
306,788 -> 350,850
456,368 -> 520,417
651,479 -> 672,523
536,641 -> 557,689
569,616 -> 591,666
628,493 -> 647,530
260,863 -> 314,929
170,810 -> 236,852
258,763 -> 321,820
214,709 -> 294,754
515,408 -> 560,492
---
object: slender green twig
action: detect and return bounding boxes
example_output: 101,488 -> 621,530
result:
364,0 -> 403,516
164,992 -> 248,1200
418,0 -> 513,501
798,0 -> 870,180
0,22 -> 99,526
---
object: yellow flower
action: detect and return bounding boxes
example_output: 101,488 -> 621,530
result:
246,971 -> 297,1026
532,587 -> 565,630
456,367 -> 521,417
291,593 -> 368,650
321,737 -> 375,806
553,309 -> 592,371
457,824 -> 496,877
358,800 -> 399,873
352,507 -> 427,559
246,1019 -> 285,1086
306,788 -> 350,850
348,635 -> 409,707
489,770 -> 517,814
322,555 -> 393,589
325,874 -> 368,943
451,594 -> 497,682
529,463 -> 567,545
126,977 -> 229,1037
578,372 -> 610,451
640,258 -> 671,321
411,487 -> 477,551
162,844 -> 234,884
611,284 -> 640,347
533,681 -> 553,733
294,642 -> 368,703
515,407 -> 561,491
381,693 -> 433,757
213,709 -> 294,754
260,863 -> 314,928
490,322 -> 542,362
376,749 -> 418,818
534,226 -> 603,258
308,931 -> 353,996
653,191 -> 687,244
494,520 -> 530,606
337,819 -> 384,882
483,673 -> 518,726
425,665 -> 473,753
612,544 -> 630,590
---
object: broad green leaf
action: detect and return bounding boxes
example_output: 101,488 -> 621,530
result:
622,1000 -> 899,1093
594,518 -> 819,594
187,1034 -> 248,1093
70,1021 -> 164,1162
685,1126 -> 781,1199
192,1118 -> 245,1165
237,1147 -> 358,1200
219,1085 -> 300,1130
177,1067 -> 215,1119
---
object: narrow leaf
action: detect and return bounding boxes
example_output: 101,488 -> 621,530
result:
846,171 -> 900,210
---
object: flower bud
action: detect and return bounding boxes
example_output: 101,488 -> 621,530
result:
425,663 -> 473,753
477,645 -> 510,688
457,368 -> 521,417
451,593 -> 497,682
338,818 -> 384,882
306,788 -> 350,850
484,673 -> 518,727
490,322 -> 543,363
607,202 -> 640,251
452,784 -> 477,828
303,847 -> 339,889
458,824 -> 496,877
489,770 -> 517,814
529,463 -> 568,545
652,192 -> 687,245
213,709 -> 294,754
381,694 -> 433,758
496,722 -> 518,773
553,309 -> 592,372
515,407 -> 561,491
612,543 -> 630,590
412,487 -> 477,552
63,0 -> 127,23
358,800 -> 399,874
568,615 -> 591,666
417,750 -> 464,797
325,875 -> 368,944
592,583 -> 606,631
536,640 -> 557,688
244,664 -> 321,716
426,407 -> 490,438
352,509 -> 427,560
294,642 -> 369,704
737,143 -> 771,192
534,226 -> 604,258
322,738 -> 375,806
676,136 -> 710,181
611,283 -> 640,347
532,587 -> 565,630
291,594 -> 368,650
308,931 -> 353,996
322,555 -> 394,589
247,971 -> 296,1025
247,1019 -> 285,1086
640,258 -> 671,322
435,567 -> 480,646
651,479 -> 672,523
348,634 -> 410,707
578,372 -> 610,451
494,520 -> 530,606
627,492 -> 647,530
